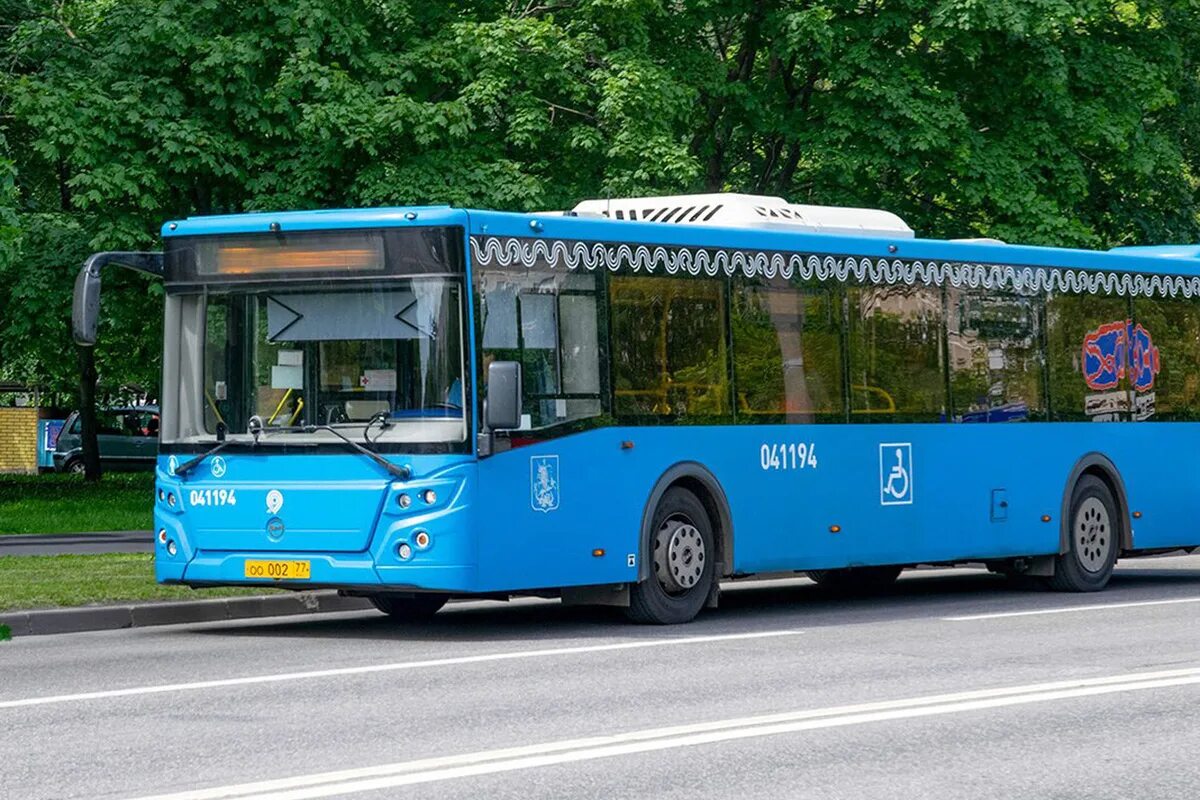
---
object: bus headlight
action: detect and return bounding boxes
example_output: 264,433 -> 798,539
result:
421,489 -> 437,505
397,543 -> 413,560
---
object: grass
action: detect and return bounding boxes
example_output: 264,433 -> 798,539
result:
0,472 -> 153,535
0,553 -> 280,612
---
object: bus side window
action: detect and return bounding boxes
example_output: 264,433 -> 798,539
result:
731,277 -> 843,423
845,284 -> 945,422
946,287 -> 1044,422
609,275 -> 730,420
1130,294 -> 1200,422
1046,291 -> 1132,422
478,269 -> 604,432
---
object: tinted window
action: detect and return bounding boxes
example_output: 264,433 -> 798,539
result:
1131,295 -> 1200,421
609,276 -> 730,420
846,285 -> 945,421
732,277 -> 843,422
96,411 -> 130,436
947,288 -> 1044,422
127,412 -> 160,437
1046,292 -> 1131,421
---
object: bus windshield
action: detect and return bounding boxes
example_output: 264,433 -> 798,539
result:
169,278 -> 466,447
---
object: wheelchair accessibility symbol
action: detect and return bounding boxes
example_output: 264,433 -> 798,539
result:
879,443 -> 913,506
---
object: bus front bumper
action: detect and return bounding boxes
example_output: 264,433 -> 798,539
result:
154,459 -> 479,593
166,551 -> 476,593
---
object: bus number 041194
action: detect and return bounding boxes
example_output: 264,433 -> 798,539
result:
760,442 -> 818,471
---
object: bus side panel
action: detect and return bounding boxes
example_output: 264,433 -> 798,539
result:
724,423 -> 1065,572
1105,422 -> 1200,549
725,422 -> 1200,571
474,429 -> 645,592
473,421 -> 1200,592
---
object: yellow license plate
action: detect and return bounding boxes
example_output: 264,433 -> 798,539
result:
244,560 -> 311,581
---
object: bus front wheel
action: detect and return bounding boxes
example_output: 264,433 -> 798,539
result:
626,487 -> 715,625
368,592 -> 449,621
1049,475 -> 1118,592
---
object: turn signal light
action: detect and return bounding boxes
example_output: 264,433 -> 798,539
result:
157,529 -> 167,544
1041,515 -> 1052,523
829,525 -> 842,534
414,531 -> 431,549
592,549 -> 605,558
1133,511 -> 1143,519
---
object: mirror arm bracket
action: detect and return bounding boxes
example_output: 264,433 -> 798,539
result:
83,251 -> 164,280
73,251 -> 165,346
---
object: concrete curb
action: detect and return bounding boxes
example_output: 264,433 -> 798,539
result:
0,592 -> 373,637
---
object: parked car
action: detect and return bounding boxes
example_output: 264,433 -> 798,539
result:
53,406 -> 160,473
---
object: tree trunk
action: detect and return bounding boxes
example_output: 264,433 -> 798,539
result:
76,344 -> 101,481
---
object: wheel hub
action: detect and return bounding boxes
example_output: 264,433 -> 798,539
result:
1075,496 -> 1110,573
653,518 -> 706,595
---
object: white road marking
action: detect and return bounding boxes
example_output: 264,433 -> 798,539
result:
943,596 -> 1200,621
129,666 -> 1200,800
0,629 -> 800,710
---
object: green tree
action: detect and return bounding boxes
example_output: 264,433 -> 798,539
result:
0,0 -> 1197,473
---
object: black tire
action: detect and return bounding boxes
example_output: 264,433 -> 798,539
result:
625,487 -> 716,625
807,566 -> 903,592
368,592 -> 449,621
1048,474 -> 1119,592
65,458 -> 85,475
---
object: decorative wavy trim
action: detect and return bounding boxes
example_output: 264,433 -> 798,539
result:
470,235 -> 1200,298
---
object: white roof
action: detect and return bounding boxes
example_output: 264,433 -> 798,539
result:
570,193 -> 913,239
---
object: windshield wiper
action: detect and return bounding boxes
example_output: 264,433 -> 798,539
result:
179,418 -> 410,481
175,423 -> 231,477
300,424 -> 411,480
258,421 -> 410,480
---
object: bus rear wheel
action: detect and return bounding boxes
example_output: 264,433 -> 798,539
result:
807,566 -> 903,592
626,487 -> 715,625
1048,475 -> 1118,592
368,592 -> 449,621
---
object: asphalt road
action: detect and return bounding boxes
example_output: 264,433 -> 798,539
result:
3,557 -> 1200,800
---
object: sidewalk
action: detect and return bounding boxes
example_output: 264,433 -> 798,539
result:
0,531 -> 153,556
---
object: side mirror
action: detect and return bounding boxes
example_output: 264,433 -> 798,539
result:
72,266 -> 102,346
485,361 -> 522,430
71,252 -> 165,346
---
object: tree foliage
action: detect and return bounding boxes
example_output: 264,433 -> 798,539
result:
0,0 -> 1197,397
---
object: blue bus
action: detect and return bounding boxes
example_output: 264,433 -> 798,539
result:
72,193 -> 1200,624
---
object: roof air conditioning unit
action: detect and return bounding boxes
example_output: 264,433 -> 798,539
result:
571,193 -> 913,239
